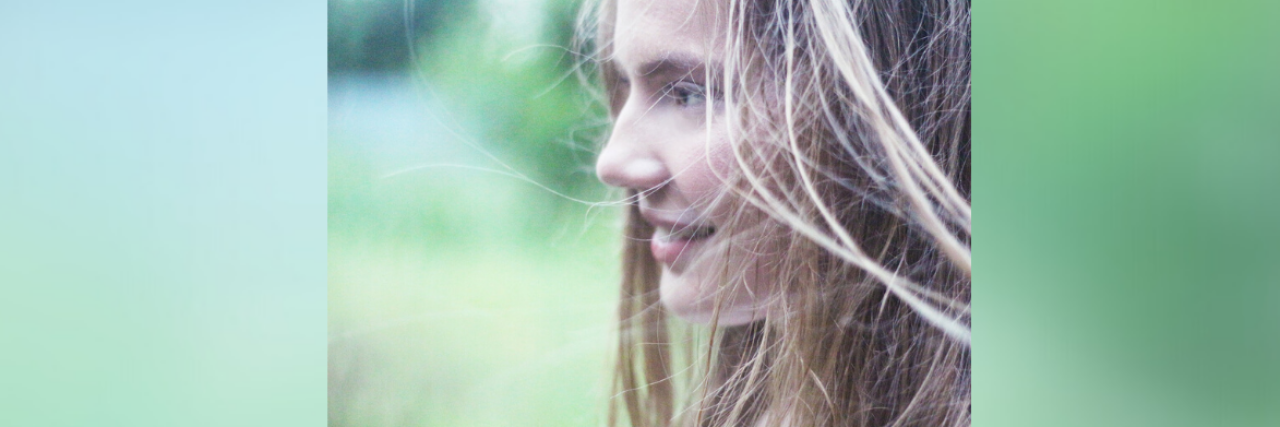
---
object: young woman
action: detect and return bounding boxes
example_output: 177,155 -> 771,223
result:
580,0 -> 970,425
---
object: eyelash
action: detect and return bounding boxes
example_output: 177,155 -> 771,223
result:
666,81 -> 710,108
613,75 -> 716,111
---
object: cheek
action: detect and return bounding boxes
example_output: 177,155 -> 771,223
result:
669,128 -> 736,207
659,119 -> 785,326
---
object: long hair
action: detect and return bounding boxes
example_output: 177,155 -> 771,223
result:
576,0 -> 971,425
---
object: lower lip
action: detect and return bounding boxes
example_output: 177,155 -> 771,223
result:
650,233 -> 708,265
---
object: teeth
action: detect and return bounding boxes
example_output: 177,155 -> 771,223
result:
663,225 -> 716,240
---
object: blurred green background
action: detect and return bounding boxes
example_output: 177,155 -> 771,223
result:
328,0 -> 621,426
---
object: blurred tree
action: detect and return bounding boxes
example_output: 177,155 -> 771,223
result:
329,0 -> 476,74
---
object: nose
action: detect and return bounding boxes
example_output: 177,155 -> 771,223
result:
595,100 -> 669,192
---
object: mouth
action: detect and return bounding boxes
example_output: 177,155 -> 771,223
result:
644,212 -> 717,266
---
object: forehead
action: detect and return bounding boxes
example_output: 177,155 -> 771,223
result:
611,0 -> 726,69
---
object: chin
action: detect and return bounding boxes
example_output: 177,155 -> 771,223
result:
659,267 -> 765,327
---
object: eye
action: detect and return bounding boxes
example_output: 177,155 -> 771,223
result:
668,81 -> 708,108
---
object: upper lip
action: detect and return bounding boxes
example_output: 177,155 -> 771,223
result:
639,207 -> 712,234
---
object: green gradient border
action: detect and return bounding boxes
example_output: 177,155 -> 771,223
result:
974,1 -> 1280,426
0,2 -> 327,426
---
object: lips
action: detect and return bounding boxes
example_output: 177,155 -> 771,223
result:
643,209 -> 716,265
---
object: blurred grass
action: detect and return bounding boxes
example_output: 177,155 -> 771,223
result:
328,161 -> 618,426
329,131 -> 621,427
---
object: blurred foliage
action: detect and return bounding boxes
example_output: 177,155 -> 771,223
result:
416,0 -> 608,209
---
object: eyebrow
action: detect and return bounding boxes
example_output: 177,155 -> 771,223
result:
616,51 -> 718,81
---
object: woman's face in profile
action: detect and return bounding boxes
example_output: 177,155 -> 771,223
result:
596,0 -> 775,326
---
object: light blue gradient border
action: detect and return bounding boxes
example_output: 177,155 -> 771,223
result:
0,2 -> 326,425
